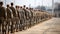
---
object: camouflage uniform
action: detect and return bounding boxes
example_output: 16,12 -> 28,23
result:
0,6 -> 6,34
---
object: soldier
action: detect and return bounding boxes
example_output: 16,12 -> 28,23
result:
6,4 -> 12,34
10,2 -> 16,17
15,6 -> 20,32
28,8 -> 34,28
15,6 -> 19,17
0,2 -> 7,34
0,1 -> 6,23
23,5 -> 26,9
19,6 -> 26,30
6,4 -> 11,19
23,6 -> 32,29
18,6 -> 23,31
10,2 -> 16,34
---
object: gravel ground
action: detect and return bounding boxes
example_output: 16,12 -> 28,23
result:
15,18 -> 60,34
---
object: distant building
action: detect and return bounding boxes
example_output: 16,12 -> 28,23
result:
54,2 -> 60,17
35,6 -> 46,10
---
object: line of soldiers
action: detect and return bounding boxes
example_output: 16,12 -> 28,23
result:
0,2 -> 52,34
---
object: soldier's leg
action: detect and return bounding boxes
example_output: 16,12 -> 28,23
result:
9,20 -> 11,34
4,21 -> 7,34
29,18 -> 31,28
30,17 -> 33,26
2,22 -> 5,34
0,19 -> 3,34
21,16 -> 25,30
6,21 -> 8,34
11,25 -> 14,34
7,23 -> 9,34
6,20 -> 9,34
19,20 -> 22,31
22,19 -> 25,30
0,24 -> 1,34
15,23 -> 17,32
19,21 -> 21,31
26,19 -> 29,29
23,16 -> 26,30
5,20 -> 8,34
13,21 -> 16,32
24,18 -> 27,30
0,21 -> 1,34
16,22 -> 18,32
2,20 -> 7,34
18,20 -> 20,31
15,19 -> 17,32
17,21 -> 20,32
10,21 -> 14,34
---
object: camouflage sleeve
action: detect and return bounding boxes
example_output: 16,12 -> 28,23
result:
4,7 -> 7,19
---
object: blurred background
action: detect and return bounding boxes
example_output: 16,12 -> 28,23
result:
0,0 -> 60,17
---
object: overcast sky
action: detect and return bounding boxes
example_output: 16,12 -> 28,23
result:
0,0 -> 60,7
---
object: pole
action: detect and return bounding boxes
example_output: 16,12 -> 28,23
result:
35,0 -> 36,6
5,0 -> 6,7
42,0 -> 43,6
52,0 -> 54,16
14,0 -> 15,6
29,4 -> 31,8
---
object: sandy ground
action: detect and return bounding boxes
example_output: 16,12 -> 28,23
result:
15,18 -> 60,34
